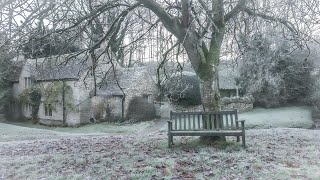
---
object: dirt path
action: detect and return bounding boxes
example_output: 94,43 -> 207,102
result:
143,118 -> 168,134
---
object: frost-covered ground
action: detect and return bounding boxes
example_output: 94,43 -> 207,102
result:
0,106 -> 318,179
0,121 -> 152,142
239,106 -> 313,129
1,123 -> 320,179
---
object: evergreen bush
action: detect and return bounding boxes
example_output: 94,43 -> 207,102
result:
165,73 -> 201,106
126,97 -> 156,122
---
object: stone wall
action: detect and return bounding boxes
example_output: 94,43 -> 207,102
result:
222,96 -> 254,112
222,102 -> 253,112
39,119 -> 64,126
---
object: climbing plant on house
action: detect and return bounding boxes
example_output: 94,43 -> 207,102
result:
43,81 -> 77,113
19,81 -> 76,122
19,86 -> 42,120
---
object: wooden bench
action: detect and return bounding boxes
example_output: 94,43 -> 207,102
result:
168,110 -> 245,148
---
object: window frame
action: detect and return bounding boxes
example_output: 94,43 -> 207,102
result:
44,104 -> 53,117
24,77 -> 33,88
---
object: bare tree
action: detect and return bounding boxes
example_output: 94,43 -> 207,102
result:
136,0 -> 320,112
1,0 -> 319,112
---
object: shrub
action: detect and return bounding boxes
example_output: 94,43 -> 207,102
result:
126,97 -> 156,122
93,102 -> 105,121
239,34 -> 313,107
104,103 -> 123,122
307,76 -> 320,111
164,73 -> 201,106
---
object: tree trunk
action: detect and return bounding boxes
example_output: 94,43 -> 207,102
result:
182,31 -> 222,112
200,73 -> 220,112
62,80 -> 66,125
182,29 -> 224,143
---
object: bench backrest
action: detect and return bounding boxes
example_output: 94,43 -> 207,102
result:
170,110 -> 239,131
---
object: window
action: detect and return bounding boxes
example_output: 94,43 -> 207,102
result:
11,100 -> 17,113
25,103 -> 32,112
142,94 -> 152,103
24,77 -> 33,88
44,104 -> 53,116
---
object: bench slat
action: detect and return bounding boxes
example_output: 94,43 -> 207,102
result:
183,114 -> 186,130
198,114 -> 201,130
174,117 -> 177,130
171,130 -> 242,136
193,115 -> 196,130
230,114 -> 234,129
226,114 -> 229,129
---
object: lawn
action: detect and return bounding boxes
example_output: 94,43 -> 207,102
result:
0,122 -> 67,142
0,121 -> 153,142
239,106 -> 314,129
0,106 -> 319,179
1,126 -> 320,179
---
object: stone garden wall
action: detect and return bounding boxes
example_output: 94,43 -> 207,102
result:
222,96 -> 254,112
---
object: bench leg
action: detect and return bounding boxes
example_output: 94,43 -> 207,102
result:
241,121 -> 246,148
236,136 -> 240,142
168,134 -> 172,148
168,121 -> 173,148
242,135 -> 246,148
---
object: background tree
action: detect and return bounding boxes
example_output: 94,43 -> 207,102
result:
0,0 -> 319,123
23,27 -> 81,58
0,33 -> 14,112
238,33 -> 313,107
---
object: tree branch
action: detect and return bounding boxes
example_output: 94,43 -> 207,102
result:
224,0 -> 247,22
181,0 -> 191,28
244,7 -> 299,35
137,0 -> 183,39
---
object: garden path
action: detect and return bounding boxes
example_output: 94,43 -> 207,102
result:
143,118 -> 168,134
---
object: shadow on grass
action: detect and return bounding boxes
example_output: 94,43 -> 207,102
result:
170,137 -> 243,152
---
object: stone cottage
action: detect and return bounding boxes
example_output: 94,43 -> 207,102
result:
7,50 -> 158,126
218,62 -> 253,112
218,62 -> 241,97
7,50 -> 110,126
93,67 -> 158,121
8,53 -> 104,126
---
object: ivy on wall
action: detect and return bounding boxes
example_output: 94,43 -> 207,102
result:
19,86 -> 42,120
43,81 -> 77,112
18,81 -> 77,120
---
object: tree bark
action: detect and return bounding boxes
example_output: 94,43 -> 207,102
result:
182,29 -> 224,112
